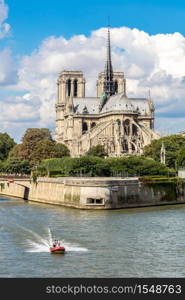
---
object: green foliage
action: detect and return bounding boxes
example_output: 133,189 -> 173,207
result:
86,145 -> 108,158
0,183 -> 5,191
140,176 -> 183,184
7,128 -> 70,165
0,132 -> 16,160
49,170 -> 65,177
2,159 -> 31,174
36,165 -> 48,177
8,128 -> 55,165
20,128 -> 53,162
106,156 -> 175,177
176,145 -> 185,168
0,161 -> 4,172
39,156 -> 110,177
30,140 -> 56,165
37,155 -> 175,178
144,135 -> 185,169
53,143 -> 70,158
32,171 -> 38,184
8,144 -> 25,160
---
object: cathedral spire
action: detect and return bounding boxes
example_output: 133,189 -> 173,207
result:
103,24 -> 115,97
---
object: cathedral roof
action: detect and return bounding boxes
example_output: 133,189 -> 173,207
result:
100,93 -> 151,115
73,97 -> 100,114
73,92 -> 151,116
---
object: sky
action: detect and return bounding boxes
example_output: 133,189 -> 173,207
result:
1,0 -> 185,142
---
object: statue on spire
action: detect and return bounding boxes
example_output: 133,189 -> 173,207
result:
148,89 -> 155,129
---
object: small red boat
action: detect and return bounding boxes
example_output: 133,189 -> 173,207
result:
50,246 -> 65,254
50,240 -> 65,254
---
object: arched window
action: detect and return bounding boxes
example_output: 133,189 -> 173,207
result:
115,80 -> 118,93
115,119 -> 121,135
132,124 -> 138,136
82,122 -> 88,133
91,122 -> 96,129
66,79 -> 71,97
74,79 -> 78,97
131,143 -> 136,152
123,119 -> 130,135
122,139 -> 128,152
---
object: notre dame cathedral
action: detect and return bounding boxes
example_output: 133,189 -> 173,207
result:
55,28 -> 160,157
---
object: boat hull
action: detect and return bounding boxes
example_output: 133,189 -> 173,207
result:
50,246 -> 65,254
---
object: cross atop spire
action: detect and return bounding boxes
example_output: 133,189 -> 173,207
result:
103,24 -> 115,97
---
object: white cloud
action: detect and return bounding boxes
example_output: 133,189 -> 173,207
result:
0,94 -> 41,122
1,26 -> 185,141
0,0 -> 10,38
0,1 -> 15,86
0,48 -> 17,85
0,94 -> 42,142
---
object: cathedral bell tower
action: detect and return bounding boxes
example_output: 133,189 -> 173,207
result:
57,70 -> 85,104
55,71 -> 85,142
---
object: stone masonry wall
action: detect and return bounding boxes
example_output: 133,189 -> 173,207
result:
0,177 -> 185,210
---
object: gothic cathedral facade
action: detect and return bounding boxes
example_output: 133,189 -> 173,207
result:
55,28 -> 160,157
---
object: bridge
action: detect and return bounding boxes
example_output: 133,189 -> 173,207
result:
0,177 -> 31,200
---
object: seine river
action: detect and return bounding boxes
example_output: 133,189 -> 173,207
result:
1,196 -> 185,278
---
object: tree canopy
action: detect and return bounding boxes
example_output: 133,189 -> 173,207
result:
20,128 -> 53,161
144,135 -> 185,169
8,144 -> 25,160
30,140 -> 56,165
176,145 -> 185,168
36,155 -> 175,178
8,128 -> 70,166
86,145 -> 108,158
0,159 -> 31,174
0,132 -> 16,161
54,143 -> 70,158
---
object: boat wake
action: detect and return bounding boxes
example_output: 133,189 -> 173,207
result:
26,228 -> 88,253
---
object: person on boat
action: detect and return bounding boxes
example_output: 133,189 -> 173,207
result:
52,240 -> 57,247
56,240 -> 60,246
52,239 -> 61,248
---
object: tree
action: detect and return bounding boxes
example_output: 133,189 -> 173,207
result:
86,145 -> 108,158
30,140 -> 56,165
106,156 -> 175,177
8,144 -> 25,160
7,128 -> 54,165
53,143 -> 70,157
144,135 -> 185,169
176,145 -> 185,168
0,132 -> 16,160
3,159 -> 31,174
21,128 -> 53,161
8,129 -> 70,166
0,161 -> 4,172
37,155 -> 175,178
39,156 -> 110,177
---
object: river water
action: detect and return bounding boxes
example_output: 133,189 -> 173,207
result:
1,196 -> 185,278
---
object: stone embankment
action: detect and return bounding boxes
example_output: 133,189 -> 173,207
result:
0,177 -> 185,209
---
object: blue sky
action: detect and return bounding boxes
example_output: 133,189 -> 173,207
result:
4,0 -> 185,55
1,0 -> 185,141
